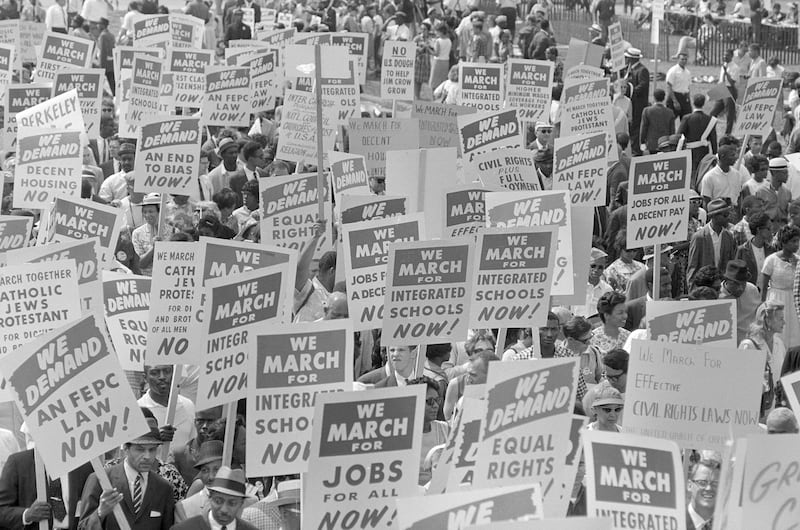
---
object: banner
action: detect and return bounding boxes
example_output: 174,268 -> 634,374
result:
466,147 -> 540,191
201,65 -> 250,127
169,49 -> 213,109
134,116 -> 201,195
0,215 -> 32,253
383,238 -> 472,346
473,358 -> 577,513
1,313 -> 149,478
170,13 -> 205,49
339,194 -> 408,225
342,213 -> 424,330
34,32 -> 93,83
146,240 -> 200,364
381,41 -> 414,100
459,62 -> 504,111
196,262 -> 294,409
646,300 -> 737,347
330,32 -> 368,84
0,259 -> 81,353
2,83 -> 50,150
45,196 -> 122,267
412,101 -> 476,155
241,49 -> 280,113
102,272 -> 150,371
625,339 -> 763,451
741,434 -> 800,529
504,59 -> 552,123
13,129 -> 83,209
485,190 -> 574,296
553,132 -> 608,207
443,186 -> 487,238
458,109 -> 521,161
133,14 -> 171,48
583,430 -> 686,530
6,238 -> 103,317
469,227 -> 557,328
53,69 -> 105,139
275,88 -> 336,165
396,484 -> 543,529
328,151 -> 370,201
626,151 -> 691,249
732,77 -> 783,139
348,118 -> 420,179
246,321 -> 353,476
127,55 -> 163,130
304,385 -> 425,530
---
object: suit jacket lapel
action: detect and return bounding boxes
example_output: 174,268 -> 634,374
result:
136,470 -> 161,521
110,464 -> 137,517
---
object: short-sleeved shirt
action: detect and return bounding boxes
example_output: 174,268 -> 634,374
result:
700,165 -> 746,205
137,392 -> 197,461
666,64 -> 691,93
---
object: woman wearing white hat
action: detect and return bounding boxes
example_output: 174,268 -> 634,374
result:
132,192 -> 162,276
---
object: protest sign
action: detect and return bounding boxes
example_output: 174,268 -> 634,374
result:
339,194 -> 408,225
608,23 -> 625,72
443,186 -> 487,238
196,262 -> 294,409
102,272 -> 150,371
553,132 -> 608,206
560,77 -> 616,164
504,59 -> 552,123
44,196 -> 122,267
348,118 -> 420,179
276,89 -> 336,165
133,14 -> 171,48
329,151 -> 369,201
381,41 -> 414,100
241,49 -> 280,114
563,38 -> 605,73
741,434 -> 800,529
113,46 -> 161,98
246,320 -> 353,476
396,484 -> 543,529
13,129 -> 83,209
19,21 -> 44,66
780,371 -> 800,416
458,109 -> 521,161
2,313 -> 149,478
53,69 -> 104,139
146,241 -> 200,364
202,65 -> 250,127
626,151 -> 691,249
0,259 -> 81,354
552,206 -> 592,307
625,339 -> 763,451
732,77 -> 783,139
6,238 -> 103,317
134,116 -> 201,195
2,83 -> 50,150
169,49 -> 213,109
157,70 -> 173,115
170,13 -> 205,49
465,147 -> 540,191
383,238 -> 472,346
330,32 -> 368,84
472,358 -> 577,513
127,55 -> 163,130
470,519 -> 613,530
319,61 -> 359,128
446,394 -> 485,491
259,172 -> 332,257
0,215 -> 32,253
34,32 -> 93,83
276,12 -> 293,27
304,385 -> 425,530
17,88 -> 83,134
342,213 -> 424,330
412,101 -> 476,155
583,430 -> 686,530
283,43 -> 348,87
469,227 -> 557,328
458,62 -> 503,111
485,190 -> 574,296
0,20 -> 19,70
0,43 -> 14,95
646,300 -> 737,347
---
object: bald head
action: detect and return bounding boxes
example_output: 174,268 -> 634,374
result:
766,407 -> 799,434
324,292 -> 348,320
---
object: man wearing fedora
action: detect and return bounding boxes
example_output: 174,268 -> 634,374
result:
77,426 -> 174,530
171,467 -> 257,530
624,48 -> 649,156
207,138 -> 247,206
174,441 -> 223,523
242,479 -> 300,530
99,142 -> 137,203
687,198 -> 736,289
719,259 -> 761,344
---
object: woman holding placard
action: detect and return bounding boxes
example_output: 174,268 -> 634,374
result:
739,301 -> 786,419
760,225 -> 800,349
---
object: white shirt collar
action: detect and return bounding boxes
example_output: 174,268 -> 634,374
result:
688,503 -> 711,529
123,459 -> 148,491
208,510 -> 237,530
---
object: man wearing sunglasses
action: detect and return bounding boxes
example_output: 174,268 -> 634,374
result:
571,247 -> 613,318
587,385 -> 624,432
686,459 -> 720,530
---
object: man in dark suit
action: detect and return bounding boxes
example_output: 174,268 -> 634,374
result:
678,93 -> 718,184
95,18 -> 116,94
624,47 -> 649,156
685,459 -> 719,529
77,427 -> 174,530
88,116 -> 118,174
687,199 -> 736,289
171,467 -> 258,530
0,449 -> 93,530
624,266 -> 672,331
639,89 -> 675,154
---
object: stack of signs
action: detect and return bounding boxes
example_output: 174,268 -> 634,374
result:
553,132 -> 608,207
608,22 -> 625,72
646,300 -> 737,347
459,62 -> 503,111
504,59 -> 553,124
102,272 -> 150,372
732,77 -> 783,139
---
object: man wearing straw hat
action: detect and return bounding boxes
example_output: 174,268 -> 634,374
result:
172,467 -> 257,530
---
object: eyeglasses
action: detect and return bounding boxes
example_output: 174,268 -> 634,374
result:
425,398 -> 440,406
599,406 -> 622,414
606,372 -> 624,382
691,479 -> 719,489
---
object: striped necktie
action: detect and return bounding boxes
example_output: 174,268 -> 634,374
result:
132,473 -> 143,514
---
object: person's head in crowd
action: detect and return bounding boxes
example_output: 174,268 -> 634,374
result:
434,21 -> 448,39
766,407 -> 799,433
194,439 -> 224,485
367,174 -> 386,195
534,147 -> 553,182
316,251 -> 337,292
747,154 -> 769,183
653,88 -> 666,104
694,264 -> 721,293
748,211 -> 773,245
119,142 -> 136,173
603,348 -> 628,393
171,230 -> 194,242
195,407 -> 223,445
688,286 -> 720,300
687,459 -> 720,522
676,51 -> 688,68
409,377 -> 442,425
616,132 -> 630,156
194,200 -> 221,225
446,64 -> 459,83
751,301 -> 786,344
562,316 -> 593,352
692,93 -> 706,110
615,232 -> 639,263
207,467 -> 248,527
323,291 -> 348,319
533,121 -> 553,148
197,214 -> 223,238
588,247 -> 607,286
720,260 -> 749,297
766,140 -> 783,159
624,47 -> 642,65
545,45 -> 558,62
388,345 -> 417,376
240,180 -> 259,214
688,190 -> 703,219
467,351 -> 499,385
212,188 -> 238,222
716,144 -> 738,171
217,137 -> 241,168
591,385 -> 624,431
538,311 -> 561,352
99,16 -> 110,30
242,141 -> 267,170
749,42 -> 761,59
236,218 -> 260,242
99,114 -> 116,139
769,157 -> 789,190
71,14 -> 85,30
776,224 -> 800,254
740,195 -> 763,220
706,198 -> 731,230
510,327 -> 533,350
748,135 -> 763,155
123,411 -> 162,474
144,364 -> 174,402
426,343 -> 452,368
265,159 -> 290,177
646,266 -> 672,298
141,193 -> 160,229
81,175 -> 95,199
465,330 -> 495,357
718,134 -> 740,149
597,291 -> 627,330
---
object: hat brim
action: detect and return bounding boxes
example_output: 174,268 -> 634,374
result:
265,493 -> 301,508
194,455 -> 223,469
129,437 -> 163,446
593,397 -> 624,407
708,206 -> 733,216
207,485 -> 248,497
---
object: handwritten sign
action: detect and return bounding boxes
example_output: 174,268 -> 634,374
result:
348,118 -> 420,179
741,434 -> 800,529
276,89 -> 336,165
381,41 -> 414,100
412,101 -> 476,156
553,132 -> 608,206
459,62 -> 504,111
53,69 -> 105,139
646,300 -> 737,347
